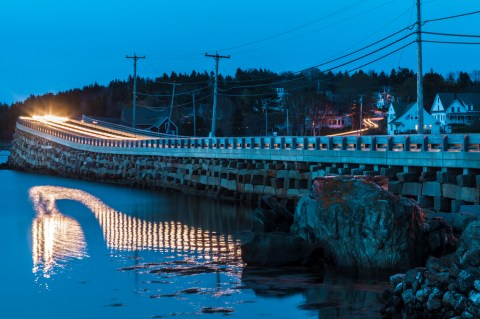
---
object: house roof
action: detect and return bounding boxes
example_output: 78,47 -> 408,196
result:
437,93 -> 480,111
121,106 -> 171,127
390,102 -> 410,118
390,102 -> 416,123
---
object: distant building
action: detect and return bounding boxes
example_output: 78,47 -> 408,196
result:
430,93 -> 480,133
121,106 -> 178,135
376,88 -> 395,109
310,109 -> 352,130
387,102 -> 440,135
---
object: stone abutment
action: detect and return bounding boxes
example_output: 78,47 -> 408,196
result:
8,129 -> 480,213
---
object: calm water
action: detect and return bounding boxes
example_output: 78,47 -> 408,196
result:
0,160 -> 388,318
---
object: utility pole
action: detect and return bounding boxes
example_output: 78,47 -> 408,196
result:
167,82 -> 178,134
205,51 -> 230,137
416,0 -> 424,134
359,95 -> 363,136
126,53 -> 145,128
192,91 -> 196,137
286,108 -> 290,136
264,100 -> 269,136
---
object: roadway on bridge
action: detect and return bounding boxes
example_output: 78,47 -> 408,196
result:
31,115 -> 151,140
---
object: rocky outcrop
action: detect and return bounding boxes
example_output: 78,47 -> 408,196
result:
291,176 -> 456,270
382,221 -> 480,318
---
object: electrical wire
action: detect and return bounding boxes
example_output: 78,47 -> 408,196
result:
171,94 -> 212,108
398,0 -> 416,66
218,76 -> 305,92
422,31 -> 480,38
129,10 -> 480,100
423,10 -> 480,25
137,94 -> 212,110
345,41 -> 416,73
308,31 -> 415,70
223,0 -> 399,56
136,86 -> 210,97
219,31 -> 416,92
216,0 -> 371,53
323,3 -> 414,66
219,92 -> 276,97
422,40 -> 480,45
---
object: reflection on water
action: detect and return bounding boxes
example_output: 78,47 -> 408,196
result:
29,186 -> 244,279
31,212 -> 86,278
241,266 -> 389,318
19,180 -> 388,318
0,150 -> 9,164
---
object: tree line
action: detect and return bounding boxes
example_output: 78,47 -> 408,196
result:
1,67 -> 479,141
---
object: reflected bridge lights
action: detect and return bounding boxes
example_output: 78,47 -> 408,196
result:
28,186 -> 241,279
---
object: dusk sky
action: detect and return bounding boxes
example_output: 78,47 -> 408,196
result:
1,0 -> 479,104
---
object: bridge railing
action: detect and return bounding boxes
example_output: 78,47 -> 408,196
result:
16,117 -> 480,154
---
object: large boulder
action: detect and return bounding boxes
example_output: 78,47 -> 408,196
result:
291,176 -> 451,270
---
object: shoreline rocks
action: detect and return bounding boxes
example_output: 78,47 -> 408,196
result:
382,221 -> 480,318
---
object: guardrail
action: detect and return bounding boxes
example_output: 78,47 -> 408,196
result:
81,115 -> 184,139
17,117 -> 480,153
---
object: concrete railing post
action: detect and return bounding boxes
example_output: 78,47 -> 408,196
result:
463,135 -> 469,152
404,135 -> 410,151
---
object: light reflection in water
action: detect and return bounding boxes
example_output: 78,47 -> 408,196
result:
29,186 -> 242,279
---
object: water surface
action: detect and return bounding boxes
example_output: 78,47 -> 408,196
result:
0,168 -> 388,318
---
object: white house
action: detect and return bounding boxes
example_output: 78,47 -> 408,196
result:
430,93 -> 480,133
387,102 -> 440,135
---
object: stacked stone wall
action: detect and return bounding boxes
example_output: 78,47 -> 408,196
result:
8,130 -> 480,213
8,131 -> 313,203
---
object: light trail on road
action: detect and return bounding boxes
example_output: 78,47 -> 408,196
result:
31,116 -> 146,140
327,118 -> 379,136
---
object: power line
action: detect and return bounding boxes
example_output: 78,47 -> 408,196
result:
422,31 -> 480,38
423,40 -> 480,45
398,0 -> 416,66
309,32 -> 415,70
423,10 -> 480,25
138,94 -> 212,109
221,26 -> 417,86
216,0 -> 370,53
171,94 -> 212,108
221,32 -> 416,92
222,0 -> 399,56
129,9 -> 480,102
136,86 -> 210,97
218,76 -> 305,92
339,41 -> 417,74
219,92 -> 276,97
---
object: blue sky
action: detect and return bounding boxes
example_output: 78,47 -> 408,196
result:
0,0 -> 479,104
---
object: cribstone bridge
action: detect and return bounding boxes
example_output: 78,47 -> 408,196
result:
8,116 -> 480,213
